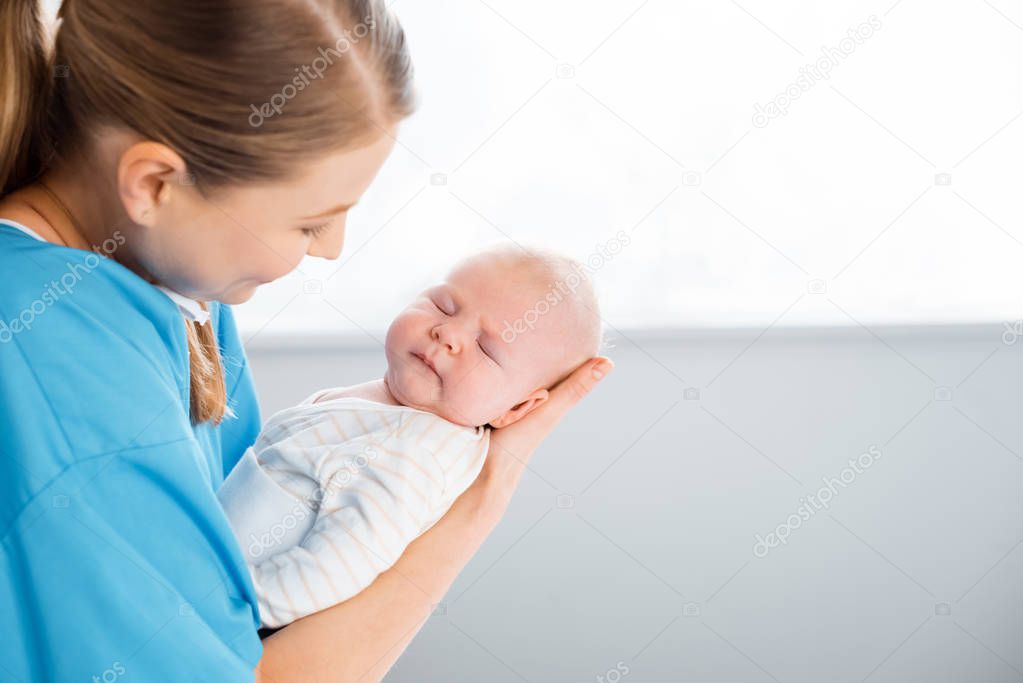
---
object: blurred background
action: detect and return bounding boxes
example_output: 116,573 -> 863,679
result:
238,0 -> 1023,680
243,0 -> 1023,681
233,0 -> 1023,334
43,0 -> 1023,679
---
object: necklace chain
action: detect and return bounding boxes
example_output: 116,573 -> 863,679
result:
37,181 -> 81,248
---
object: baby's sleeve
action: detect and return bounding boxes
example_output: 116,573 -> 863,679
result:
244,409 -> 451,628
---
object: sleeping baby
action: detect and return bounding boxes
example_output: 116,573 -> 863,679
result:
217,245 -> 602,628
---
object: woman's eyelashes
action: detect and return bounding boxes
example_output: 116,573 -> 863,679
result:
300,222 -> 331,238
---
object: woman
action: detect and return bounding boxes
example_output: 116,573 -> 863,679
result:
0,1 -> 612,681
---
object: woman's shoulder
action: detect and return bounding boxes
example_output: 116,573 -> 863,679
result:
0,226 -> 196,474
0,223 -> 191,352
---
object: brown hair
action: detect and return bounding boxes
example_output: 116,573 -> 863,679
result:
0,0 -> 415,424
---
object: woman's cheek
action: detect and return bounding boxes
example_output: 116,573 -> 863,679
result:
260,243 -> 306,283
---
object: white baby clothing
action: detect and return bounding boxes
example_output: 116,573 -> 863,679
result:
217,390 -> 490,628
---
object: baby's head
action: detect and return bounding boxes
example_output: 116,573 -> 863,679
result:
384,245 -> 601,427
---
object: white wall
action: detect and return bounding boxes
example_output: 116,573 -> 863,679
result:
230,0 -> 1023,336
246,324 -> 1023,682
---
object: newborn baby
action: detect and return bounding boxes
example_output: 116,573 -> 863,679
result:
218,245 -> 601,628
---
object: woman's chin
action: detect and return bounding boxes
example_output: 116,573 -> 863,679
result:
216,282 -> 260,305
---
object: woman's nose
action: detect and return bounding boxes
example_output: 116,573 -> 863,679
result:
306,219 -> 347,260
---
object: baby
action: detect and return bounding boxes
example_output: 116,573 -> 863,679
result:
218,245 -> 601,628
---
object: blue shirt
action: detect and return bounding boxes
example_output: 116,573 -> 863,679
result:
0,221 -> 263,681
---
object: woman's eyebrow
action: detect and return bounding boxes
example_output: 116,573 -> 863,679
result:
300,201 -> 356,220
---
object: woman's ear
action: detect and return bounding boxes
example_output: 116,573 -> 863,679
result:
490,389 -> 550,429
117,141 -> 189,226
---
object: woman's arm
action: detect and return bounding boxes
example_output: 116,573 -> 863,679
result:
256,356 -> 613,682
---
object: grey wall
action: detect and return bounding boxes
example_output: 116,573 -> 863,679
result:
246,324 -> 1023,683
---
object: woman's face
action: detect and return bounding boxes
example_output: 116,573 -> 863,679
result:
135,129 -> 397,304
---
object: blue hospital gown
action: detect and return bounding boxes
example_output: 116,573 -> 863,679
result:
0,221 -> 264,681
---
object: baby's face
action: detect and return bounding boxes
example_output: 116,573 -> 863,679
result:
384,256 -> 580,427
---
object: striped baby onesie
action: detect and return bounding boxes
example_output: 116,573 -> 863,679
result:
217,391 -> 490,628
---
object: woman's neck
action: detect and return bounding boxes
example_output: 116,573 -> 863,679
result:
0,166 -> 157,284
0,184 -> 78,249
35,165 -> 114,249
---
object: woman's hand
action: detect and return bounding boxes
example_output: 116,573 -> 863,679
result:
473,356 -> 614,522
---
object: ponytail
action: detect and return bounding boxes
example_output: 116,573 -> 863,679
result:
185,306 -> 231,425
0,0 -> 53,196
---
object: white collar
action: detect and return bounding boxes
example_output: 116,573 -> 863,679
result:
155,286 -> 211,326
0,218 -> 47,242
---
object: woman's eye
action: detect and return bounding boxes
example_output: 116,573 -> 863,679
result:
301,223 -> 330,238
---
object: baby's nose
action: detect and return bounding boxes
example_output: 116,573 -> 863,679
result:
432,324 -> 461,353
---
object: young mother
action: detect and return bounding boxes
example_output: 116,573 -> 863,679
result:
0,1 -> 611,680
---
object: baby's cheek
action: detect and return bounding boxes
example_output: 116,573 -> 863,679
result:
436,381 -> 477,426
385,316 -> 415,354
474,380 -> 514,425
439,387 -> 470,424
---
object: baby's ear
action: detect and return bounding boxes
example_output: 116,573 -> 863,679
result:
490,389 -> 550,429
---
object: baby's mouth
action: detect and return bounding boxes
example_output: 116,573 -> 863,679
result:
411,351 -> 441,380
